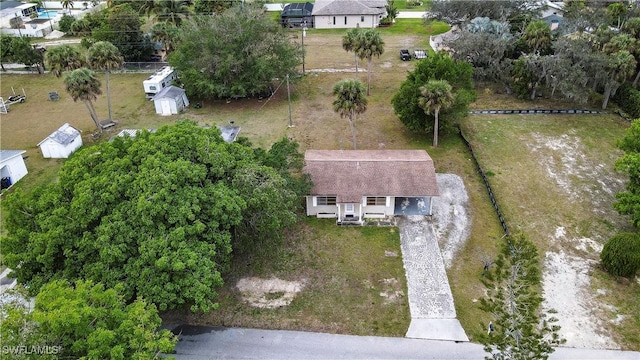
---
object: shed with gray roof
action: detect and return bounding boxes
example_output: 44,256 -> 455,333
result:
37,123 -> 83,159
152,85 -> 189,116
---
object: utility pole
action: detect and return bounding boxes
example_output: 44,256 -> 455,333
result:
286,73 -> 293,127
302,21 -> 307,74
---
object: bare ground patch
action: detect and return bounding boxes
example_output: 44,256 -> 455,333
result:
524,131 -> 628,349
236,277 -> 305,309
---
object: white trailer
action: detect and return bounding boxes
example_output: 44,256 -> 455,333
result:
142,66 -> 177,99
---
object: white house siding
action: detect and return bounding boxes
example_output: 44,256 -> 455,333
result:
305,197 -> 337,217
39,137 -> 81,158
313,14 -> 380,29
362,196 -> 395,218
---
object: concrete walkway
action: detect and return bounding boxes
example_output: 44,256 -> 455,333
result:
398,215 -> 469,342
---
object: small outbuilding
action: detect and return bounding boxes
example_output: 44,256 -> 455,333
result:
304,150 -> 439,224
152,86 -> 189,116
37,123 -> 83,159
0,150 -> 27,190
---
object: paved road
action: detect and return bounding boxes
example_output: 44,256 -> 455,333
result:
171,326 -> 640,360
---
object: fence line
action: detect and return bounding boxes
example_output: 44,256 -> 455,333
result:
457,125 -> 510,236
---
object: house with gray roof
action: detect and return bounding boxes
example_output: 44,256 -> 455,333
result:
312,0 -> 387,29
0,150 -> 27,190
304,150 -> 439,224
37,123 -> 82,158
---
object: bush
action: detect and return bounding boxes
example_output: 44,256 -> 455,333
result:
58,14 -> 75,33
600,232 -> 640,278
613,84 -> 640,119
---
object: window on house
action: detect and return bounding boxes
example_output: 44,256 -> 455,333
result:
333,16 -> 335,25
361,16 -> 365,22
316,196 -> 337,206
149,86 -> 157,90
366,197 -> 386,206
344,16 -> 347,25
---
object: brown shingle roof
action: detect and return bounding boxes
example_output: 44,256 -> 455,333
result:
304,150 -> 439,203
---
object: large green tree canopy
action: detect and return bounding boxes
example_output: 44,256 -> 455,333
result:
1,121 -> 310,312
391,51 -> 476,134
169,4 -> 301,100
1,280 -> 177,359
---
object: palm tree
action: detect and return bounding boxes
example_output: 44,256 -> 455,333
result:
87,41 -> 123,124
64,68 -> 103,133
150,22 -> 179,56
138,0 -> 157,18
418,80 -> 454,147
523,20 -> 552,55
45,44 -> 84,77
153,0 -> 190,26
332,79 -> 368,150
602,50 -> 637,109
356,29 -> 385,96
342,28 -> 363,78
61,0 -> 74,13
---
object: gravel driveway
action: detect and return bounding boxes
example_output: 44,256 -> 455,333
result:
399,174 -> 470,342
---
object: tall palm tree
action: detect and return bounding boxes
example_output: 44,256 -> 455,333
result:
523,20 -> 552,55
342,28 -> 363,78
356,29 -> 385,96
332,79 -> 368,150
87,41 -> 123,124
64,68 -> 103,133
153,0 -> 190,26
45,44 -> 84,77
418,80 -> 454,147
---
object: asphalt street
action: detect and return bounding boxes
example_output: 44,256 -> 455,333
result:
171,326 -> 640,360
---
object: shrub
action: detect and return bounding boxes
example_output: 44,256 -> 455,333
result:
58,14 -> 75,33
600,232 -> 640,278
613,84 -> 640,119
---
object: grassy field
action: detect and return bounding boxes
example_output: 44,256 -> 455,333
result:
1,20 -> 638,349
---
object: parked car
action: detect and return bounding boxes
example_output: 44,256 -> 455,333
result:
400,49 -> 411,61
413,50 -> 427,59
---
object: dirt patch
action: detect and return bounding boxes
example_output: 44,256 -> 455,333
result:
379,278 -> 405,304
236,277 -> 305,309
525,131 -> 625,216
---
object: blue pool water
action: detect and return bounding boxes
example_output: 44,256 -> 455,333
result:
38,11 -> 58,19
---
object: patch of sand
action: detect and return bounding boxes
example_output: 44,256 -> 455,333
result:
236,277 -> 305,309
542,250 -> 618,349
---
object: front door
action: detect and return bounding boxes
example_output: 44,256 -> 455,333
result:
344,203 -> 354,217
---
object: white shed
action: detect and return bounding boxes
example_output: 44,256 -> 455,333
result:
37,123 -> 83,159
152,86 -> 189,116
0,150 -> 28,190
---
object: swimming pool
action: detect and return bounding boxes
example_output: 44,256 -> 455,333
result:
37,11 -> 58,19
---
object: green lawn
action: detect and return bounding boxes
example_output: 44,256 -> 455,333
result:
169,218 -> 410,336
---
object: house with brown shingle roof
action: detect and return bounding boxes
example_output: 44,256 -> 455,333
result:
304,150 -> 439,224
312,0 -> 387,29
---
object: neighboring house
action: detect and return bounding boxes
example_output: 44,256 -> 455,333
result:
281,2 -> 314,28
152,86 -> 189,116
312,0 -> 387,29
0,150 -> 27,190
304,150 -> 439,224
37,123 -> 82,159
